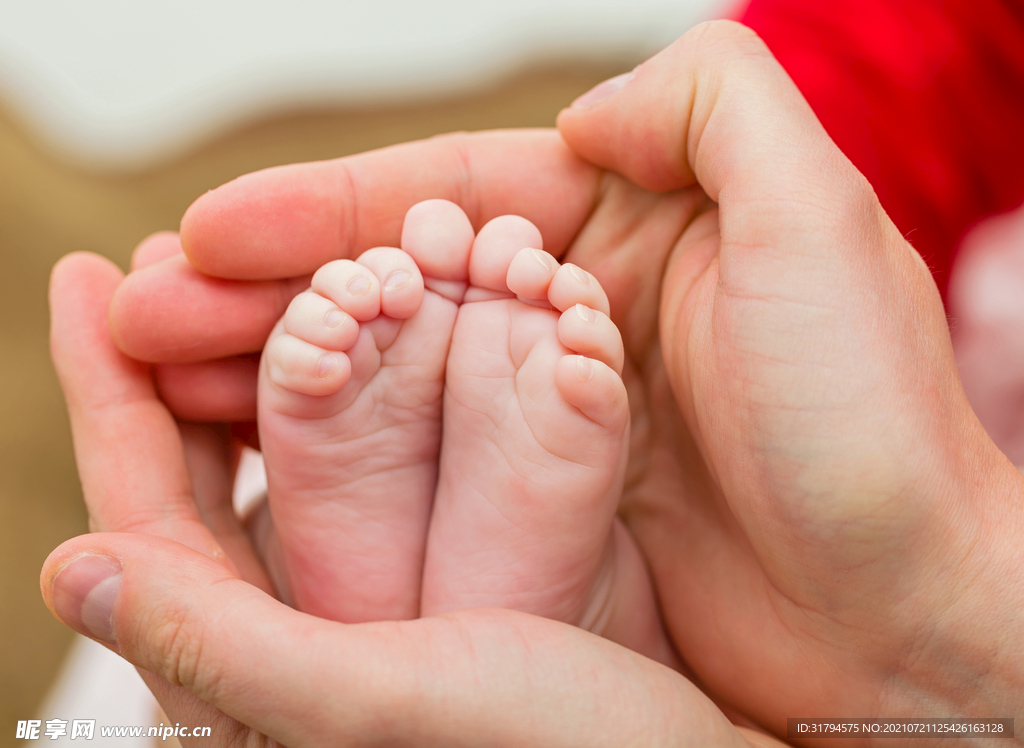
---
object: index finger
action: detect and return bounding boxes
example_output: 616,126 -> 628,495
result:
182,129 -> 601,280
111,130 -> 602,363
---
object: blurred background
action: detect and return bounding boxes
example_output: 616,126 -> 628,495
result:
0,0 -> 726,744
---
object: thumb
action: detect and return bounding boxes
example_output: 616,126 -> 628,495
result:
41,533 -> 748,748
557,19 -> 853,205
557,20 -> 932,344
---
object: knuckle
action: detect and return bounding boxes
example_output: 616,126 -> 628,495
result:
148,606 -> 226,704
678,19 -> 774,72
685,19 -> 765,52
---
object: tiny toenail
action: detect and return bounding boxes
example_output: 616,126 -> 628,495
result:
576,355 -> 594,380
325,309 -> 347,328
347,275 -> 372,295
567,264 -> 590,284
317,353 -> 339,378
532,248 -> 554,271
384,270 -> 412,292
575,303 -> 595,323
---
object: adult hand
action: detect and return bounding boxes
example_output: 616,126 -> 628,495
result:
558,23 -> 1024,729
45,251 -> 764,747
63,18 -> 1024,741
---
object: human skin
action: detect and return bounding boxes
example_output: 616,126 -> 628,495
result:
257,201 -> 669,664
949,202 -> 1024,467
43,20 -> 1024,746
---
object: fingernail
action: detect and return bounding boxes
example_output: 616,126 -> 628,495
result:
575,303 -> 595,323
567,264 -> 591,285
532,247 -> 557,270
317,353 -> 339,378
571,71 -> 634,110
384,270 -> 412,292
347,275 -> 372,295
576,355 -> 594,380
51,554 -> 121,643
325,309 -> 347,328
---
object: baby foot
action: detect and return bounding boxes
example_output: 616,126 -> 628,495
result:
421,216 -> 637,630
257,202 -> 473,622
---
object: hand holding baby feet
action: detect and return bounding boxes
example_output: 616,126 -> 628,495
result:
422,217 -> 673,665
258,227 -> 466,622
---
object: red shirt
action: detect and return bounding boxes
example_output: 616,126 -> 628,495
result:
741,0 -> 1024,298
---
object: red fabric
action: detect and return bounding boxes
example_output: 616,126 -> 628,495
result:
740,0 -> 1024,298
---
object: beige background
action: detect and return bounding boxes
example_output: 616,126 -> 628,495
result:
0,62 -> 624,746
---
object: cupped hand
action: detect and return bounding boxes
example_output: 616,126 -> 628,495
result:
68,18 -> 1024,741
558,22 -> 1024,728
46,251 -> 770,747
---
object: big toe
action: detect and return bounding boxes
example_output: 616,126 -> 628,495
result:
401,199 -> 475,300
468,214 -> 544,295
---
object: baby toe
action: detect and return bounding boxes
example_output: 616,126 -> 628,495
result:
469,215 -> 543,293
282,290 -> 360,351
357,247 -> 425,319
557,304 -> 625,375
547,263 -> 610,316
506,247 -> 558,305
311,259 -> 381,322
554,355 -> 629,432
401,199 -> 475,292
265,331 -> 352,397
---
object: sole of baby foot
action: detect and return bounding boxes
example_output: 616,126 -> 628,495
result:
422,220 -> 634,630
258,225 -> 467,622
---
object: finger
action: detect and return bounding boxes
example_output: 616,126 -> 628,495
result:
42,533 -> 749,748
49,253 -> 224,562
356,246 -> 425,319
557,20 -> 911,307
112,133 -> 601,365
558,21 -> 837,195
178,423 -> 273,594
179,130 -> 600,280
154,356 -> 260,422
736,728 -> 794,748
110,253 -> 311,362
130,231 -> 183,270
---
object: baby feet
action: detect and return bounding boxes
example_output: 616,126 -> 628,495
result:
421,219 -> 631,627
260,201 -> 662,652
258,204 -> 470,622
